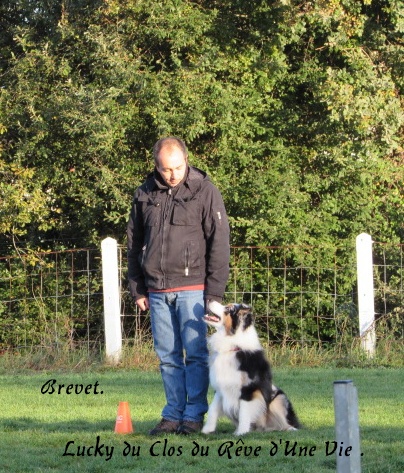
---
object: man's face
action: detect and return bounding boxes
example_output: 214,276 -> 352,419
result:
156,146 -> 188,187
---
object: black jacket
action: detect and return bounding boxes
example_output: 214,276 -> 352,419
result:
127,166 -> 230,301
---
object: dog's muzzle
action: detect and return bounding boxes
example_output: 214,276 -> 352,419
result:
203,312 -> 221,324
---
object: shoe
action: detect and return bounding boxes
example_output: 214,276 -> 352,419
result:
176,420 -> 203,435
149,418 -> 181,435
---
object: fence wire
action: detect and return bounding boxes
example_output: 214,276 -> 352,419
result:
0,242 -> 403,352
0,248 -> 103,351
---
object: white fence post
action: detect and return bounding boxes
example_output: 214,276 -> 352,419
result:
101,237 -> 122,363
333,380 -> 362,473
355,233 -> 376,357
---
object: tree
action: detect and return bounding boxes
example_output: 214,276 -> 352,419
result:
0,0 -> 402,253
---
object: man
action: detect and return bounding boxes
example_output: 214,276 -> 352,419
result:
127,136 -> 230,435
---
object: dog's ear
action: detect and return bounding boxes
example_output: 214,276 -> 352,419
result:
243,313 -> 254,330
238,304 -> 254,330
240,303 -> 251,310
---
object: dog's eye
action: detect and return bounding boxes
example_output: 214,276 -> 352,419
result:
224,305 -> 235,315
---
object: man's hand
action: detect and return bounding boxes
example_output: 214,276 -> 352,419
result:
136,296 -> 150,312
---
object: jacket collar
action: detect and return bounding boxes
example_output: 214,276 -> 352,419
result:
145,165 -> 207,194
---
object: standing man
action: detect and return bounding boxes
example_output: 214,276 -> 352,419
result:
127,137 -> 230,435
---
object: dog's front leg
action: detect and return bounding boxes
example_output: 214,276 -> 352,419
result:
234,400 -> 253,436
202,392 -> 223,434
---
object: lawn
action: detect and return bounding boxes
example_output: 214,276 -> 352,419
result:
0,368 -> 402,472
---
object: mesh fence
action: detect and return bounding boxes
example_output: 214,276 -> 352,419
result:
0,241 -> 402,351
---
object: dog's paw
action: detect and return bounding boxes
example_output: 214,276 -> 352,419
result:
234,428 -> 249,436
201,425 -> 215,434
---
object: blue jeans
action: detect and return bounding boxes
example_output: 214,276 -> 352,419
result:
149,290 -> 209,423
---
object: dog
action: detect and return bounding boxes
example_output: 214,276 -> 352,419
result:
202,301 -> 300,436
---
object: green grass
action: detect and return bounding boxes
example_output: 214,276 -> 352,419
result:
0,368 -> 403,473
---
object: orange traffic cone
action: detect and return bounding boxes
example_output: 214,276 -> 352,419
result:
114,401 -> 134,434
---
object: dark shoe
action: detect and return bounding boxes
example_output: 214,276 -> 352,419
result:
177,420 -> 203,435
149,418 -> 180,435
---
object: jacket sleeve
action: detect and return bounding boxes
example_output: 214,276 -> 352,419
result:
202,182 -> 230,301
127,193 -> 148,300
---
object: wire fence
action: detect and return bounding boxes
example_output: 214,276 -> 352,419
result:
119,241 -> 403,348
0,248 -> 104,352
0,241 -> 403,353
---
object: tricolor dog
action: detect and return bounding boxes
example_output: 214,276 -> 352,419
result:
202,301 -> 300,436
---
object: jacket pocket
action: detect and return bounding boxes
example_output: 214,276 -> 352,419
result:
183,240 -> 201,276
139,244 -> 147,268
139,196 -> 161,227
172,198 -> 199,226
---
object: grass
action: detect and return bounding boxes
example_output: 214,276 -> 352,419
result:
0,367 -> 403,473
3,330 -> 402,373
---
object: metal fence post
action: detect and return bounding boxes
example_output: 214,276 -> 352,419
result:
333,380 -> 362,473
355,233 -> 376,356
101,237 -> 122,363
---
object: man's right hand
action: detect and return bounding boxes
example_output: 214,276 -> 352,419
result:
136,296 -> 150,312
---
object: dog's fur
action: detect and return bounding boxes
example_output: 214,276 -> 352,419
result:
202,301 -> 300,436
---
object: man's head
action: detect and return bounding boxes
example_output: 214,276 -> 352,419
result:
153,137 -> 188,188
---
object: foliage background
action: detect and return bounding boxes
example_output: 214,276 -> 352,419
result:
0,1 -> 403,351
0,0 -> 403,252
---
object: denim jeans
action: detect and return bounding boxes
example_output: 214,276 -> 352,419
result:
149,290 -> 209,423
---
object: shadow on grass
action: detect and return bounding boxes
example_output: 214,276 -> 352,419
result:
1,416 -> 403,445
0,417 -> 154,434
0,417 -> 231,436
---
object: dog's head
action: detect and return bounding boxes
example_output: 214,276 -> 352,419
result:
204,301 -> 254,335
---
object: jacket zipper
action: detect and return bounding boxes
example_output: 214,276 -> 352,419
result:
160,188 -> 173,288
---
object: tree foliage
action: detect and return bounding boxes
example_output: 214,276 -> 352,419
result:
0,0 -> 403,253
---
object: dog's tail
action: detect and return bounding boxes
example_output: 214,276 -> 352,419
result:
267,386 -> 301,431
